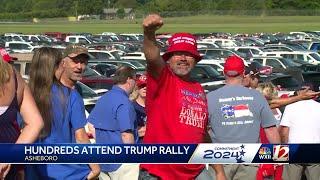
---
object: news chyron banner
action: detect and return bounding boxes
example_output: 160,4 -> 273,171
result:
0,144 -> 318,164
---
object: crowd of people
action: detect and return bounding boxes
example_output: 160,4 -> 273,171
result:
0,13 -> 319,180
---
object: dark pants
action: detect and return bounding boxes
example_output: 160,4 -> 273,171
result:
138,170 -> 159,180
139,167 -> 212,180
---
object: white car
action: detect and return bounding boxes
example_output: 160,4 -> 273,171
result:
5,41 -> 42,53
196,41 -> 219,49
65,35 -> 93,44
231,46 -> 264,57
261,51 -> 320,65
198,59 -> 225,74
88,49 -> 120,60
201,38 -> 238,47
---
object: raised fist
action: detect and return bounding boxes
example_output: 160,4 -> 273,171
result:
142,14 -> 163,33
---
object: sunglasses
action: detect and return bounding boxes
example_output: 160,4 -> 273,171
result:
172,52 -> 194,60
247,71 -> 260,79
138,84 -> 146,89
68,55 -> 88,65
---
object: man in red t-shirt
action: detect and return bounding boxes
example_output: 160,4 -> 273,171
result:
140,14 -> 226,180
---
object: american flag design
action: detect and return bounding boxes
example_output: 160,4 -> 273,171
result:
221,104 -> 253,119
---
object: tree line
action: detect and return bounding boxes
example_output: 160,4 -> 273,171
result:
0,0 -> 320,20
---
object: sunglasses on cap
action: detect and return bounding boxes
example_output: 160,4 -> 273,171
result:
68,55 -> 88,65
246,70 -> 260,78
138,83 -> 146,89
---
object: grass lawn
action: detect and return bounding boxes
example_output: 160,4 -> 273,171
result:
1,15 -> 320,34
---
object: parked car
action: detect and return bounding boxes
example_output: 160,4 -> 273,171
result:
198,59 -> 225,74
248,61 -> 273,75
44,32 -> 71,42
261,51 -> 320,65
199,48 -> 248,61
191,64 -> 225,93
5,41 -> 41,53
81,67 -> 114,92
88,49 -> 121,60
232,46 -> 264,57
250,56 -> 301,72
197,42 -> 219,49
89,63 -> 117,77
80,77 -> 113,93
201,38 -> 238,47
301,71 -> 320,92
234,37 -> 265,47
260,73 -> 301,92
262,44 -> 302,52
299,64 -> 320,72
75,81 -> 103,104
89,60 -> 145,73
65,35 -> 94,44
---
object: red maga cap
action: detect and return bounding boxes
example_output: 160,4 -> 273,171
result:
0,48 -> 13,63
223,55 -> 245,77
162,32 -> 201,61
136,74 -> 147,87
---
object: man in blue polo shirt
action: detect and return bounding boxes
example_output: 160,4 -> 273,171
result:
88,66 -> 139,180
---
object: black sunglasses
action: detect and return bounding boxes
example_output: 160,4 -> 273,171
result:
68,55 -> 88,64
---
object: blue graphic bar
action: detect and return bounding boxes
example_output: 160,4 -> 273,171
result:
0,144 -> 319,163
0,144 -> 197,163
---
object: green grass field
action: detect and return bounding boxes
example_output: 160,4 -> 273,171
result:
1,15 -> 320,34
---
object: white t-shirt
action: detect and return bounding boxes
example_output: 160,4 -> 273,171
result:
280,100 -> 320,143
0,106 -> 9,116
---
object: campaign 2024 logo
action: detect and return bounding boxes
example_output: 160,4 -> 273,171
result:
273,145 -> 289,161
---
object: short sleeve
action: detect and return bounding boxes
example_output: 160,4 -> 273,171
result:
147,66 -> 171,99
116,102 -> 136,132
280,106 -> 292,127
259,95 -> 277,128
69,90 -> 87,130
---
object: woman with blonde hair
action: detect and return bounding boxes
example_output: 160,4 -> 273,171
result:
130,74 -> 147,143
257,82 -> 278,100
256,82 -> 283,180
257,82 -> 282,121
26,47 -> 100,180
0,57 -> 43,179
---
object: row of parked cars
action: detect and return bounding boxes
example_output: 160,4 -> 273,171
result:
6,31 -> 320,112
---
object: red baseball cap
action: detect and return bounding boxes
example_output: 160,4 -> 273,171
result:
162,33 -> 201,61
136,74 -> 147,88
223,55 -> 245,77
0,48 -> 13,63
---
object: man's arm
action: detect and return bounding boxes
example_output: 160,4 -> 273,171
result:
75,128 -> 101,179
142,14 -> 166,79
269,96 -> 300,109
203,127 -> 212,143
264,126 -> 281,144
121,131 -> 135,144
17,79 -> 44,143
210,164 -> 226,180
269,89 -> 320,109
279,126 -> 289,143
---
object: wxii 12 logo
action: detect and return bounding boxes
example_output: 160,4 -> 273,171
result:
273,145 -> 289,162
258,147 -> 272,160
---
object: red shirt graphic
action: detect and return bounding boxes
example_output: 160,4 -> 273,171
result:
141,66 -> 208,179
